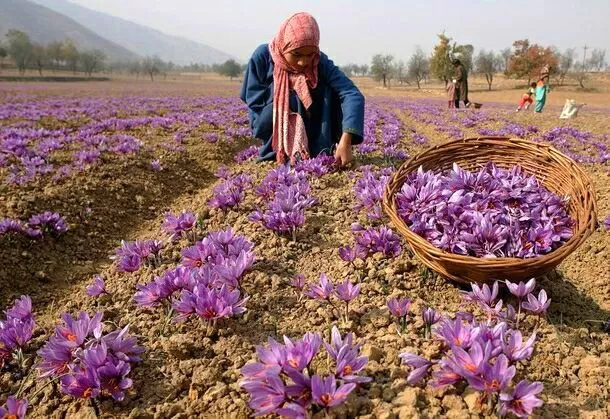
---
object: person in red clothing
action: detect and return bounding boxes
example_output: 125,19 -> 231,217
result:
516,82 -> 537,112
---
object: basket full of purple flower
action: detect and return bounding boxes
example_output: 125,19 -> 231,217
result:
382,136 -> 597,284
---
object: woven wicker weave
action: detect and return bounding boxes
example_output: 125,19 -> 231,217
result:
382,137 -> 598,284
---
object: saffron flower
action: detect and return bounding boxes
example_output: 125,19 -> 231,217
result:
506,278 -> 536,299
304,273 -> 334,300
521,290 -> 551,315
86,275 -> 108,297
311,375 -> 356,408
500,380 -> 544,417
0,396 -> 28,419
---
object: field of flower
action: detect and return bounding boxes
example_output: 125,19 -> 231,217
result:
1,79 -> 609,418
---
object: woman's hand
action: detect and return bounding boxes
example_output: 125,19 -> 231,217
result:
334,132 -> 354,167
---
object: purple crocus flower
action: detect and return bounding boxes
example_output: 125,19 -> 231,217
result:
283,332 -> 321,371
387,297 -> 411,318
506,278 -> 536,299
4,296 -> 33,323
324,326 -> 360,360
604,216 -> 610,231
0,396 -> 28,419
311,375 -> 356,408
86,275 -> 107,297
97,360 -> 133,401
334,279 -> 361,302
303,273 -> 334,300
399,352 -> 432,384
276,402 -> 308,418
290,274 -> 306,290
435,318 -> 480,349
60,366 -> 100,399
150,159 -> 163,171
447,340 -> 491,378
422,307 -> 442,328
502,330 -> 536,362
431,360 -> 462,388
521,289 -> 551,315
469,354 -> 515,394
500,380 -> 544,417
335,346 -> 371,383
462,282 -> 499,307
243,373 -> 286,416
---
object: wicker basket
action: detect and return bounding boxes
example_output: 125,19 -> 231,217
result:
382,136 -> 598,284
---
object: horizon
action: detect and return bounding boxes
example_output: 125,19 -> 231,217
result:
60,0 -> 609,65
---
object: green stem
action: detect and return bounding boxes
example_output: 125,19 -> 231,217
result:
15,365 -> 37,398
159,305 -> 174,337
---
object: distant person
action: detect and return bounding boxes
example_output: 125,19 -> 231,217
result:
516,82 -> 537,112
446,79 -> 456,109
534,77 -> 550,113
240,12 -> 364,166
450,55 -> 470,108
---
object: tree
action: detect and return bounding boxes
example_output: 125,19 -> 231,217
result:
6,30 -> 33,75
129,60 -> 142,78
218,59 -> 242,80
429,34 -> 453,86
80,49 -> 106,76
0,44 -> 7,72
587,49 -> 607,72
142,55 -> 163,81
46,40 -> 64,71
371,54 -> 394,87
407,47 -> 429,89
475,50 -> 501,90
359,64 -> 369,76
500,47 -> 512,73
557,48 -> 576,86
393,60 -> 408,84
31,43 -> 47,76
62,39 -> 79,74
506,39 -> 558,84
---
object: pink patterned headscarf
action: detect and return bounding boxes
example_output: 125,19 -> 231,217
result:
268,12 -> 320,164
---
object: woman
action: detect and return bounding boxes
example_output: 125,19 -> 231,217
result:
451,56 -> 470,108
240,12 -> 364,166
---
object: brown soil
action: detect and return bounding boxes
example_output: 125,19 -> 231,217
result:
1,79 -> 609,419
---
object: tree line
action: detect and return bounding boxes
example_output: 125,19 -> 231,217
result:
0,29 -> 246,81
1,29 -> 607,88
345,34 -> 607,90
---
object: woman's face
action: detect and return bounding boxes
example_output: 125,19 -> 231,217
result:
285,46 -> 318,71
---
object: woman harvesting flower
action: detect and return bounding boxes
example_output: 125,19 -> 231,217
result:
240,12 -> 364,166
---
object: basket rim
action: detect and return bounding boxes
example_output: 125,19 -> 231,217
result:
382,136 -> 598,267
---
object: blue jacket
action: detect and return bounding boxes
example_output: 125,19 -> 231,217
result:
240,44 -> 365,161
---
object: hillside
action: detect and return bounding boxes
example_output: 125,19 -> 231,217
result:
0,0 -> 137,61
30,0 -> 236,65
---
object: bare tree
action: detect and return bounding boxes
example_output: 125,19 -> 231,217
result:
500,47 -> 512,73
587,49 -> 607,72
142,55 -> 163,81
407,47 -> 429,89
475,50 -> 501,90
393,60 -> 408,84
557,48 -> 576,86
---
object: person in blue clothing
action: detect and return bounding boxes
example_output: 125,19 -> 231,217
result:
240,12 -> 365,166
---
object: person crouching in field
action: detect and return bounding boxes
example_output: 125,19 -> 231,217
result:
516,82 -> 537,112
446,79 -> 456,109
240,12 -> 364,166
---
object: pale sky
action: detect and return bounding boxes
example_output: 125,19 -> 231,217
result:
68,0 -> 609,65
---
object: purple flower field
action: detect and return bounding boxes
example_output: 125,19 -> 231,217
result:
1,85 -> 609,418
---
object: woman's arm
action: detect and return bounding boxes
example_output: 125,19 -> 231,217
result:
319,53 -> 365,144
